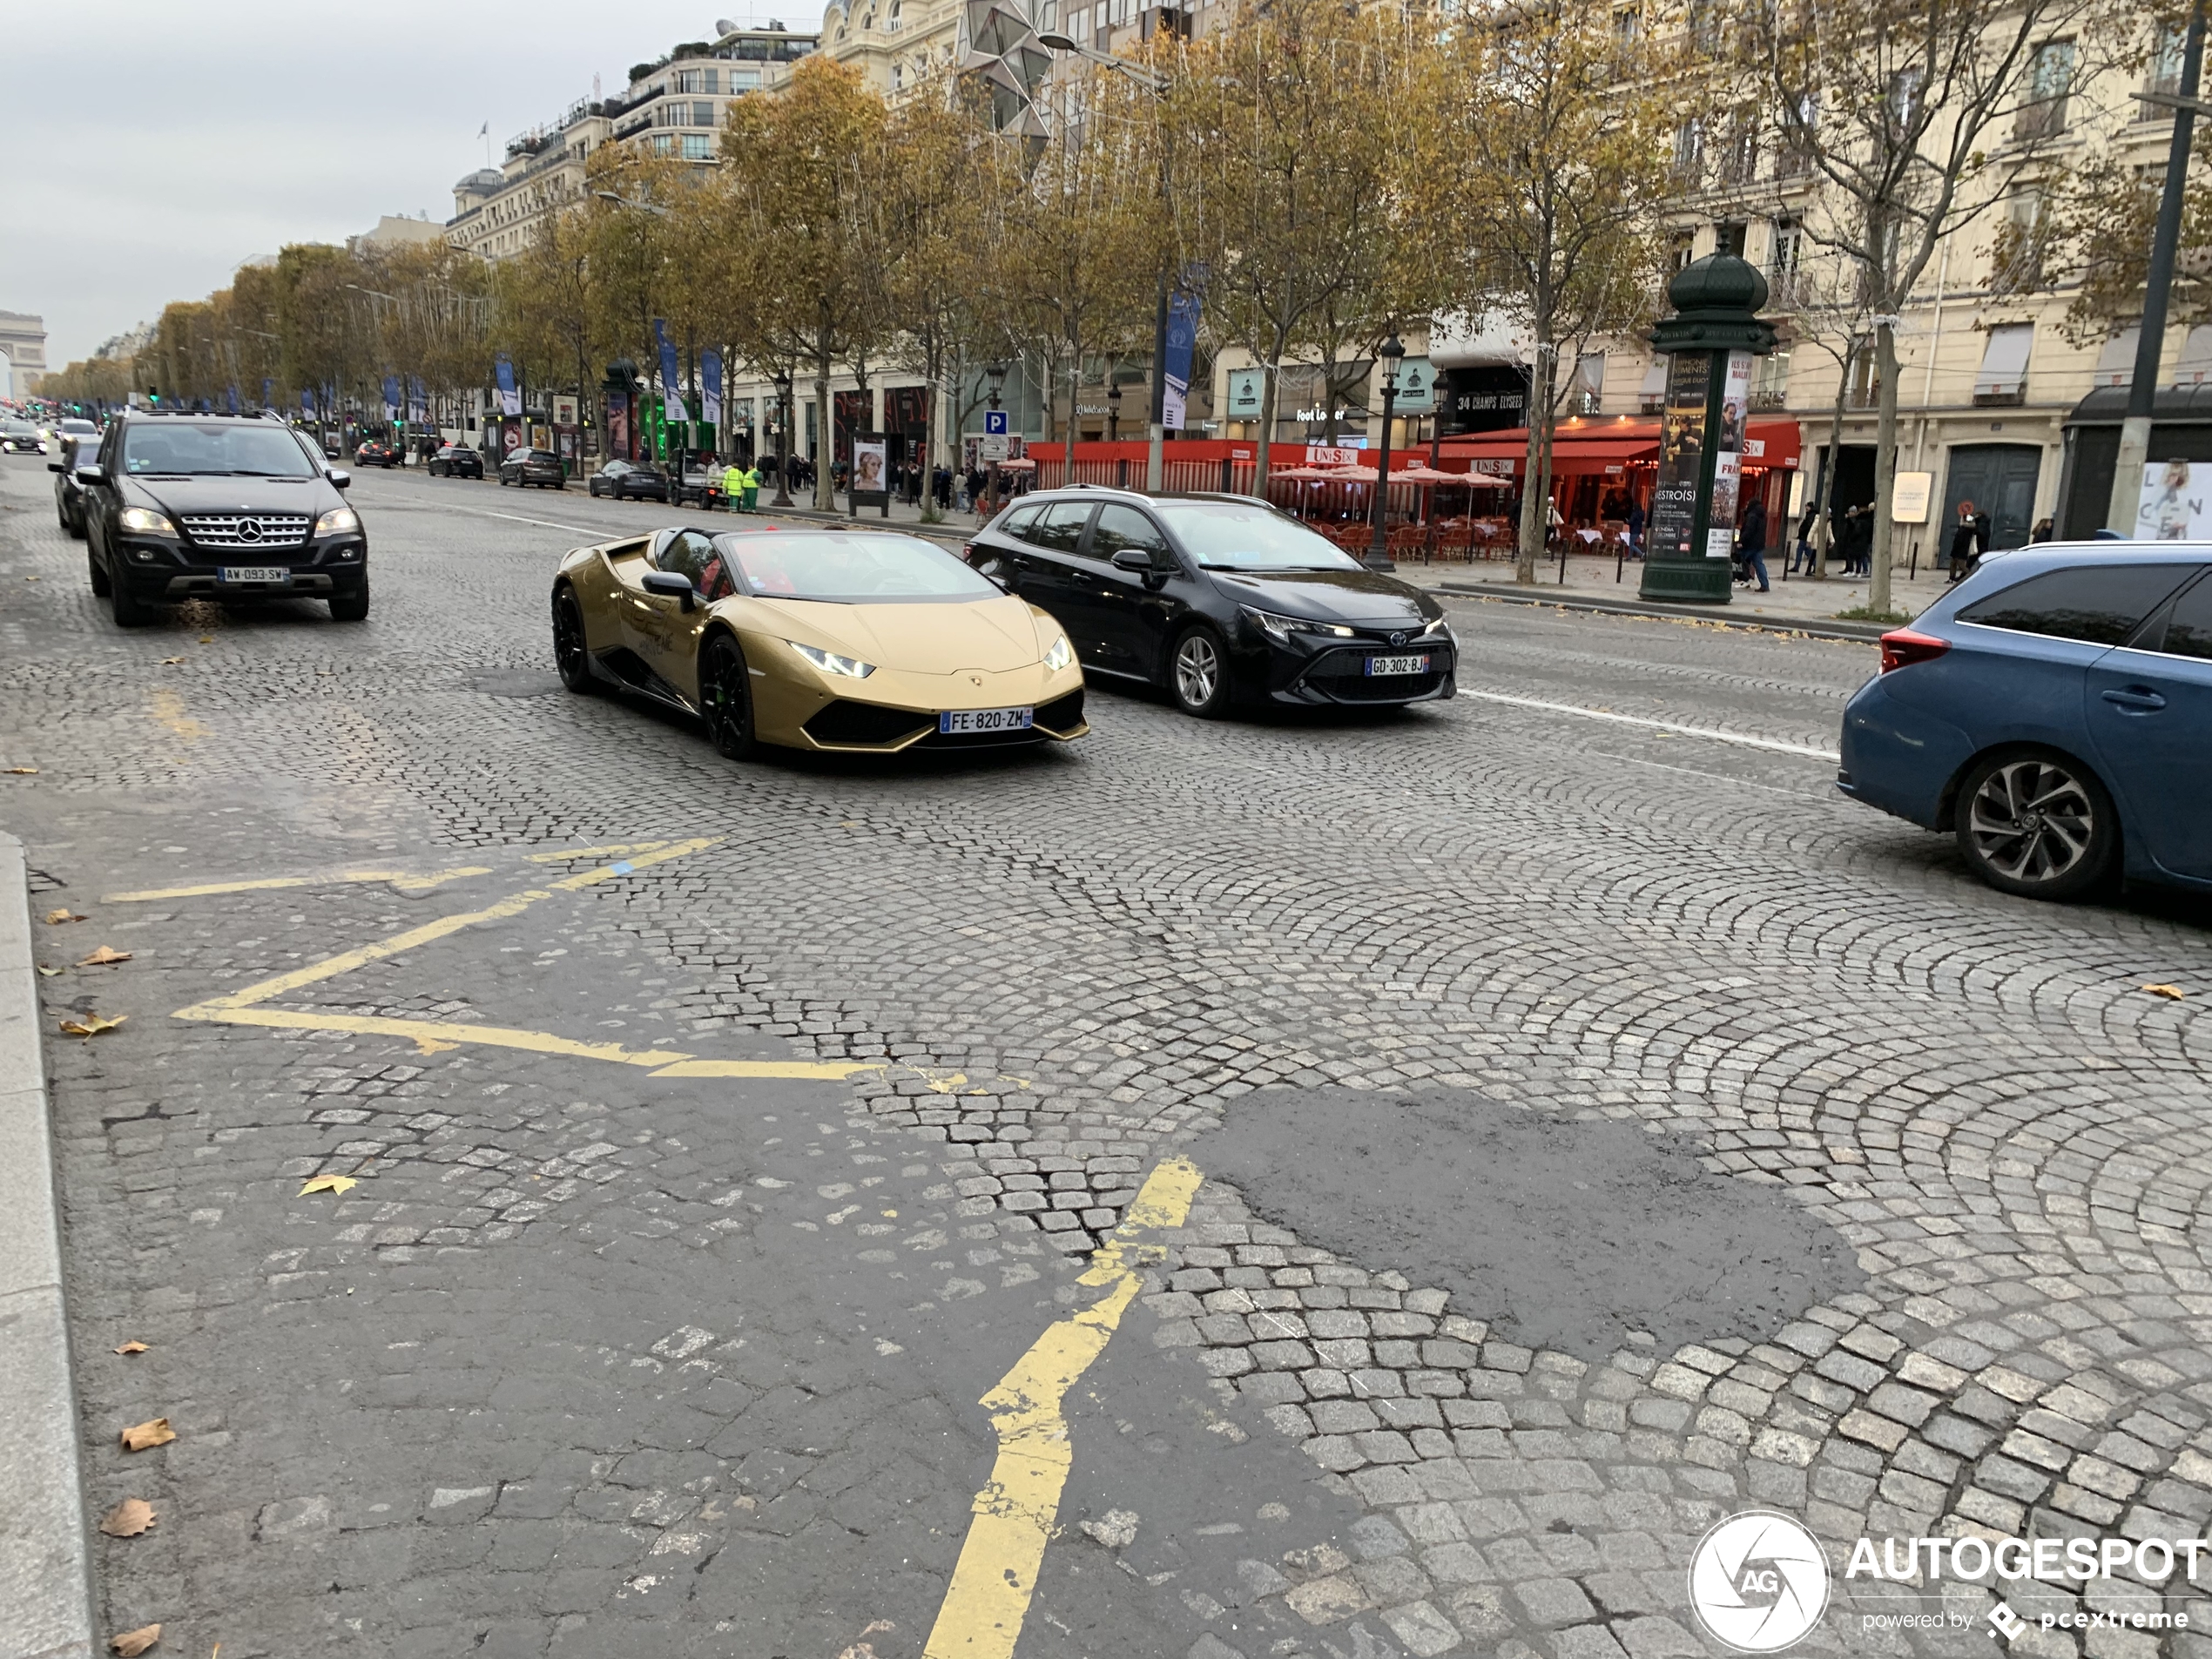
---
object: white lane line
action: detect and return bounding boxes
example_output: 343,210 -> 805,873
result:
449,506 -> 604,535
1461,689 -> 1841,761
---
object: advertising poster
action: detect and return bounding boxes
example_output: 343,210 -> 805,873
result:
495,354 -> 521,417
607,390 -> 631,460
551,395 -> 578,428
1706,349 -> 1753,557
1163,291 -> 1200,430
1649,351 -> 1710,560
2139,459 -> 2212,539
852,439 -> 888,496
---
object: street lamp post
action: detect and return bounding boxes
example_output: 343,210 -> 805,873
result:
1107,379 -> 1122,443
772,368 -> 794,508
2107,0 -> 2207,534
986,361 -> 1008,515
1366,332 -> 1405,572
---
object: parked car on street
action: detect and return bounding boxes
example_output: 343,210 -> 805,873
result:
587,460 -> 669,502
427,444 -> 484,480
962,488 -> 1456,718
354,439 -> 401,469
499,447 -> 566,489
1839,543 -> 2212,900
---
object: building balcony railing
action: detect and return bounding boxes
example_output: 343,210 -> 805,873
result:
1748,388 -> 1790,412
1973,382 -> 2027,407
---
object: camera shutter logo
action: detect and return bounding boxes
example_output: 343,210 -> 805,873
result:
1687,1511 -> 1830,1652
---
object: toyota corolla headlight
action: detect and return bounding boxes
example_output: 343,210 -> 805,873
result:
315,506 -> 361,536
1241,605 -> 1355,644
1042,635 -> 1074,671
1419,616 -> 1455,644
119,506 -> 176,536
789,641 -> 875,678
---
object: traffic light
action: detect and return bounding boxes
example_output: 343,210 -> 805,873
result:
147,387 -> 160,407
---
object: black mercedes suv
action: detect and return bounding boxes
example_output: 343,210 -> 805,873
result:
78,409 -> 369,625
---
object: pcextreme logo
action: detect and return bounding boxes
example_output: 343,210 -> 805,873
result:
1687,1511 -> 1832,1653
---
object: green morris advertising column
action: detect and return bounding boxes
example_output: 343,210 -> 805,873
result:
1639,256 -> 1777,606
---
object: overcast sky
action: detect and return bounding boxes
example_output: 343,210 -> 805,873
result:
2,2 -> 794,373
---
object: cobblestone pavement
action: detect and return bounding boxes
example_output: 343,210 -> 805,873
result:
4,455 -> 2212,1659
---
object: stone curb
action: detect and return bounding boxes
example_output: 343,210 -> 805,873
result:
1433,581 -> 1893,644
0,832 -> 95,1659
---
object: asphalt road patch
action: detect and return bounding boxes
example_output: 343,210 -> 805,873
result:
1191,1086 -> 1865,1360
468,668 -> 568,698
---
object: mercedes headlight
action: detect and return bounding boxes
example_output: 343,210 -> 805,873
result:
119,506 -> 176,536
1241,605 -> 1354,644
315,506 -> 361,536
789,641 -> 875,678
1042,635 -> 1074,671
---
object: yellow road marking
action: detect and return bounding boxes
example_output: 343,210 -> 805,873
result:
647,1057 -> 882,1080
180,839 -> 716,1013
109,867 -> 493,902
524,841 -> 673,863
149,687 -> 207,744
923,1157 -> 1204,1659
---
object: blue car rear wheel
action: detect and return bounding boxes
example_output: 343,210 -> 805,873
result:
1954,749 -> 2118,901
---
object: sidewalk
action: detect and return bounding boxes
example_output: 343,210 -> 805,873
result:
0,832 -> 96,1659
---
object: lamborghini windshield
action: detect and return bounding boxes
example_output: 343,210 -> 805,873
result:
719,531 -> 1001,604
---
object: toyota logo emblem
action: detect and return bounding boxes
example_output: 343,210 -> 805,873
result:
236,519 -> 263,543
1389,630 -> 1407,646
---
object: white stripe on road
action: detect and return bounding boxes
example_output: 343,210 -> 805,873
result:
448,506 -> 603,535
1460,690 -> 1841,761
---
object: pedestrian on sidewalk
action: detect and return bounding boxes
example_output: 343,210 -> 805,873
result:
1845,505 -> 1874,577
1626,498 -> 1645,559
741,461 -> 761,513
1947,499 -> 1984,584
1791,507 -> 1817,575
1737,495 -> 1770,592
2030,516 -> 2055,543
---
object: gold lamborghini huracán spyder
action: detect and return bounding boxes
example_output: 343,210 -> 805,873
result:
550,524 -> 1089,758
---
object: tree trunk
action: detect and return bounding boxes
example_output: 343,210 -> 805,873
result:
814,341 -> 834,513
1254,352 -> 1281,496
1811,360 -> 1850,581
1868,319 -> 1900,614
1065,331 -> 1081,482
1514,342 -> 1554,584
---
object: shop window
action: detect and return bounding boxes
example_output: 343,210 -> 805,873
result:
1973,322 -> 2033,405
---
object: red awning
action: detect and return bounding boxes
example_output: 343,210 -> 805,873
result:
1440,417 -> 1801,475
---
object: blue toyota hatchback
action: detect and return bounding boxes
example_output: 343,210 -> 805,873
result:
1839,543 -> 2212,900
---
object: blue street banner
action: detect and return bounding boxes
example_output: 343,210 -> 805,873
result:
652,320 -> 688,423
408,375 -> 428,423
1162,290 -> 1201,432
261,378 -> 274,411
382,374 -> 401,421
494,354 -> 521,417
702,349 -> 723,428
226,386 -> 239,414
301,388 -> 315,416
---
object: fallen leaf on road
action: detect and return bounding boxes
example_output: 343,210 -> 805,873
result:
158,658 -> 184,665
100,1498 -> 158,1537
299,1175 -> 358,1196
109,1626 -> 160,1657
4,766 -> 36,774
60,1015 -> 126,1038
119,1418 -> 174,1452
114,1341 -> 150,1355
37,966 -> 61,977
2144,983 -> 2188,1000
78,946 -> 133,966
197,635 -> 213,644
45,908 -> 85,924
860,1622 -> 895,1635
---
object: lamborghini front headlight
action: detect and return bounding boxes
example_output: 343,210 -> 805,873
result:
788,641 -> 875,678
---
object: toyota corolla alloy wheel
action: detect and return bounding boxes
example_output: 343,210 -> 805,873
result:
1174,631 -> 1222,714
1956,752 -> 2118,900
